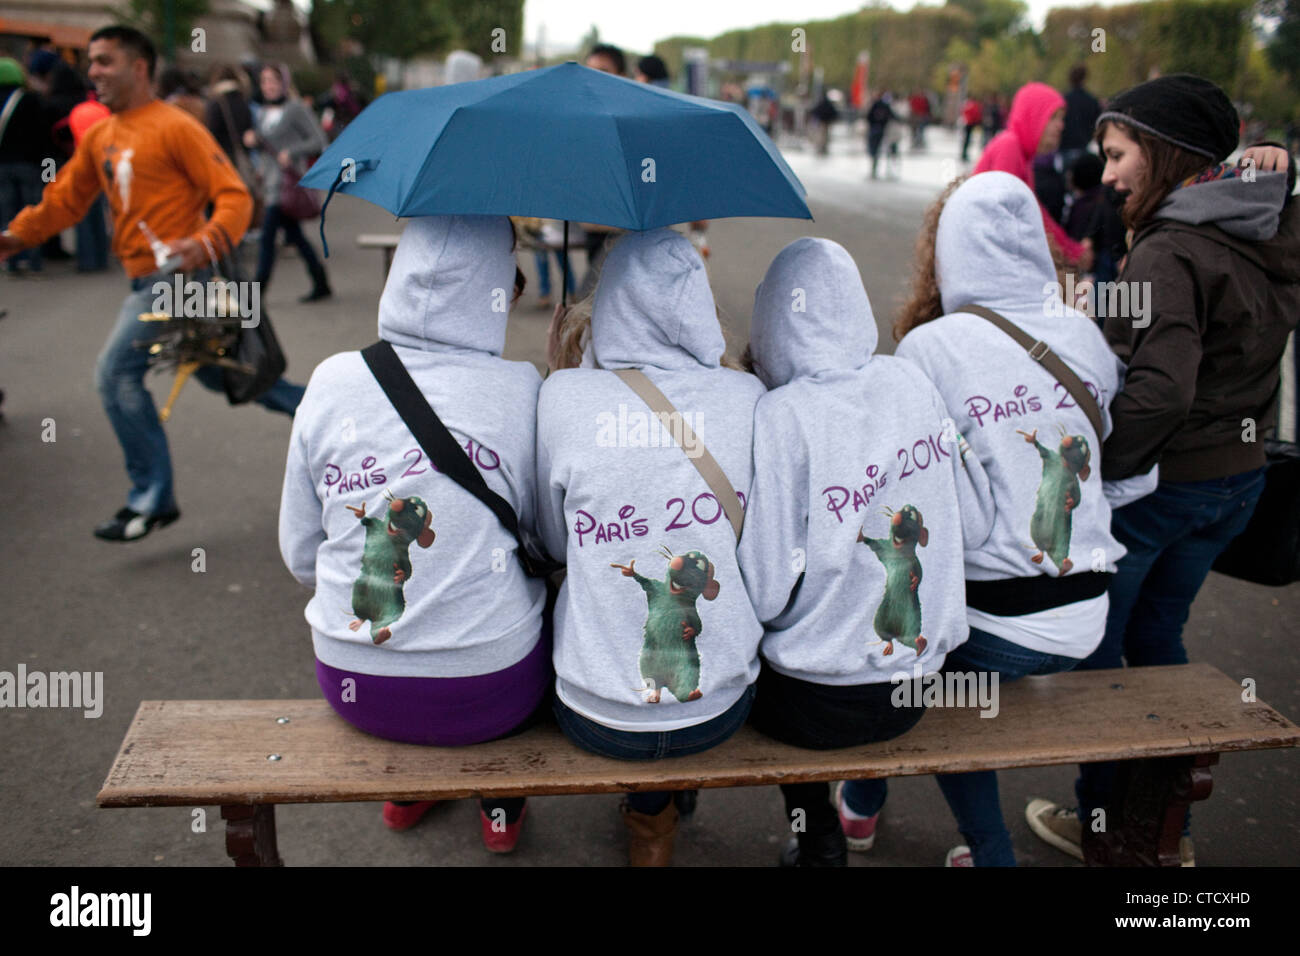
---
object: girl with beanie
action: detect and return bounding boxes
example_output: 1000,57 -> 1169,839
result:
1026,74 -> 1299,866
974,81 -> 1091,269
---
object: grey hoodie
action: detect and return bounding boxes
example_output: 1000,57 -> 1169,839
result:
537,228 -> 766,731
1155,169 -> 1289,241
279,215 -> 546,677
895,173 -> 1135,655
739,238 -> 995,684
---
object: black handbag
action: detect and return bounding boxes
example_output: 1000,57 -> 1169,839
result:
361,340 -> 564,582
211,225 -> 287,405
1212,439 -> 1300,586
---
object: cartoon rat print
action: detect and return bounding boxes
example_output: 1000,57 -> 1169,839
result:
611,546 -> 720,704
345,489 -> 435,645
858,504 -> 928,656
1017,426 -> 1090,575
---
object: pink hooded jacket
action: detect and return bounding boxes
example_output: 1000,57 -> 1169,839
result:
973,82 -> 1084,262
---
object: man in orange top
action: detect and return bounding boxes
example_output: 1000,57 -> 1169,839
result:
0,26 -> 305,541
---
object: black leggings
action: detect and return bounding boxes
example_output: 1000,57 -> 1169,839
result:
749,662 -> 926,834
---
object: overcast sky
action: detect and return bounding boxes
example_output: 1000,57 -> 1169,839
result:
523,0 -> 1135,56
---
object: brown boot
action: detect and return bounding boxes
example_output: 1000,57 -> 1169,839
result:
621,800 -> 679,866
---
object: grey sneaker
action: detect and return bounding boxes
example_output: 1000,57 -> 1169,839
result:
1025,798 -> 1084,861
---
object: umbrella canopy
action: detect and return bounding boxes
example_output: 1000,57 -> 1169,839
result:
301,62 -> 810,242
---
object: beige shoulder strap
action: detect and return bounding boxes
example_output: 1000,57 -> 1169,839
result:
613,368 -> 744,541
957,303 -> 1105,440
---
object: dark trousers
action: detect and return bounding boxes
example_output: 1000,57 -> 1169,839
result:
256,204 -> 328,290
1075,469 -> 1267,823
748,663 -> 926,836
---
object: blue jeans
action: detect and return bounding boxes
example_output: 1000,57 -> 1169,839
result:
98,275 -> 305,515
554,684 -> 756,814
1075,469 -> 1266,823
533,249 -> 573,298
918,628 -> 1082,866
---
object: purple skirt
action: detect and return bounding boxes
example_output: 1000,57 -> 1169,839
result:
316,631 -> 552,747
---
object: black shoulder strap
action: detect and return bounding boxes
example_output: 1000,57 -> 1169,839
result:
361,340 -> 525,548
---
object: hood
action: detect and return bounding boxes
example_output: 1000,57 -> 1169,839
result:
936,171 -> 1059,317
1156,166 -> 1289,241
377,215 -> 516,355
1005,82 -> 1064,160
590,228 -> 725,370
750,237 -> 877,387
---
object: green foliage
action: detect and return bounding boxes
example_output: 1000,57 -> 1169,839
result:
946,0 -> 1030,41
122,0 -> 210,57
1145,0 -> 1251,90
311,0 -> 522,62
666,0 -> 1298,119
1242,44 -> 1298,122
1262,0 -> 1300,92
936,32 -> 1043,96
658,6 -> 974,92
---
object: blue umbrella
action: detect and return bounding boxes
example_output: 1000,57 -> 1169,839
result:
301,62 -> 810,260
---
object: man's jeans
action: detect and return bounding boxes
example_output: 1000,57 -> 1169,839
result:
97,274 -> 305,516
1075,469 -> 1266,820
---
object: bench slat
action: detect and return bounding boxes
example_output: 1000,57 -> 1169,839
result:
356,234 -> 400,248
97,663 -> 1299,808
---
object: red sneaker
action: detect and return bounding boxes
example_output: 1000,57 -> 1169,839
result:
382,800 -> 437,831
480,802 -> 527,853
835,781 -> 879,851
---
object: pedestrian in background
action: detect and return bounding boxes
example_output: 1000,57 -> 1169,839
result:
0,57 -> 46,275
960,94 -> 982,163
244,62 -> 331,302
974,81 -> 1092,270
865,91 -> 898,180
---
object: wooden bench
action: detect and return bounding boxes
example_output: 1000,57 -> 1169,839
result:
97,662 -> 1299,867
357,233 -> 401,278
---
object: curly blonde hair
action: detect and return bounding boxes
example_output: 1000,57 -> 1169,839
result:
892,175 -> 1071,343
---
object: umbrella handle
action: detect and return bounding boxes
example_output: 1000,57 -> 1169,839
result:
561,220 -> 570,308
318,158 -> 380,259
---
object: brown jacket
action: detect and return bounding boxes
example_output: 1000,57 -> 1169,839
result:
1103,179 -> 1300,482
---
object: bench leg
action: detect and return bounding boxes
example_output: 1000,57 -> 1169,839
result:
221,805 -> 284,867
1082,753 -> 1217,867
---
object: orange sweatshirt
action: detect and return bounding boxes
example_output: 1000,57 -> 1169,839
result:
7,99 -> 251,279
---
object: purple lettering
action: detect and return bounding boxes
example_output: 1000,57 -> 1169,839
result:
823,486 -> 849,523
574,509 -> 596,548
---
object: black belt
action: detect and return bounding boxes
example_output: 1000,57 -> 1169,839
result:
965,572 -> 1112,616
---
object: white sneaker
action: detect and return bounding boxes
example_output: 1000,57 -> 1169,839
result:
1025,798 -> 1084,862
945,845 -> 973,867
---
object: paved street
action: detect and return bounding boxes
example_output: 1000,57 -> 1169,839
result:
1,125 -> 1297,866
